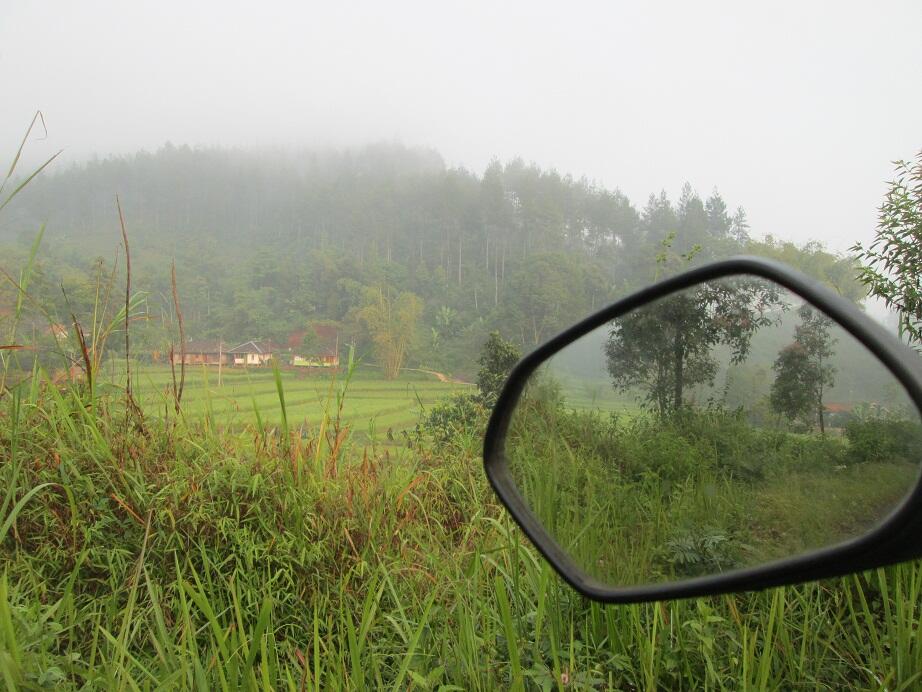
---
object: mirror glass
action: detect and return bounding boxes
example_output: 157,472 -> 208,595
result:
503,275 -> 922,587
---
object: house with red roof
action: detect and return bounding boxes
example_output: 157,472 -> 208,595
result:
290,324 -> 340,368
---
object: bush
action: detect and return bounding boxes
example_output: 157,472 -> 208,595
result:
659,526 -> 741,578
476,331 -> 521,406
618,419 -> 709,482
845,418 -> 922,464
421,391 -> 487,446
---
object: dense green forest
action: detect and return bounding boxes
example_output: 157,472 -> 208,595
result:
0,144 -> 863,377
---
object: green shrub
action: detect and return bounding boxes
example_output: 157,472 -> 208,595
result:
846,418 -> 922,464
620,420 -> 709,482
476,331 -> 521,406
421,391 -> 487,445
659,526 -> 740,578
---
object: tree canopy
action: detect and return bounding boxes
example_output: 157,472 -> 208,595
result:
356,286 -> 422,379
605,274 -> 782,415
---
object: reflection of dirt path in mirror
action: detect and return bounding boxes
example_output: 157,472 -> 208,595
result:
748,462 -> 917,567
831,476 -> 915,537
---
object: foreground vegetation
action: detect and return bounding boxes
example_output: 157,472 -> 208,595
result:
2,370 -> 922,690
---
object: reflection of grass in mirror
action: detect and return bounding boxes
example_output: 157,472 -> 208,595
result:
505,378 -> 921,587
748,465 -> 912,563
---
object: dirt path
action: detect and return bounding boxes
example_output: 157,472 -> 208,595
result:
404,367 -> 473,385
360,362 -> 473,385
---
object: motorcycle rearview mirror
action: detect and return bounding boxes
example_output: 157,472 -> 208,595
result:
483,257 -> 922,603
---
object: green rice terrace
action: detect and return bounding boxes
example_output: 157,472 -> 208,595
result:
102,364 -> 471,438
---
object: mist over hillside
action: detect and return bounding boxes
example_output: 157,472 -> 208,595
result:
0,144 -> 861,376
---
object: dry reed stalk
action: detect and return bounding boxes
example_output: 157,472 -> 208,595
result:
69,308 -> 92,394
117,196 -> 132,402
170,260 -> 186,413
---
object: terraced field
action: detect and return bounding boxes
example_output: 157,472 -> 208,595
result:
111,364 -> 471,437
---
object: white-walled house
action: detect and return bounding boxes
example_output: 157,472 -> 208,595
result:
227,340 -> 276,366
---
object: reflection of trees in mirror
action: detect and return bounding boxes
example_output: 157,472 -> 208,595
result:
605,278 -> 785,416
770,305 -> 837,434
505,365 -> 922,588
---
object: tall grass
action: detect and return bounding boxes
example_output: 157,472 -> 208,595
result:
0,370 -> 921,689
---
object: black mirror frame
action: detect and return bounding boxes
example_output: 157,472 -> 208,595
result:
483,256 -> 922,603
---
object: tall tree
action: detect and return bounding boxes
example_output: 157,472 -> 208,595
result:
605,276 -> 782,415
640,190 -> 678,247
502,253 -> 607,347
705,190 -> 731,238
434,305 -> 460,337
750,237 -> 865,303
357,286 -> 422,379
676,182 -> 709,254
731,207 -> 750,243
853,151 -> 922,346
770,304 -> 837,433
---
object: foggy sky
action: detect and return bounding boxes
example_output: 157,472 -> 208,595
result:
2,1 -> 920,253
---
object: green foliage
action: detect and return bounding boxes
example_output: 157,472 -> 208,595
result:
1,352 -> 922,687
422,330 -> 519,447
853,151 -> 922,346
7,132 -> 922,688
770,305 -> 837,432
434,305 -> 460,338
750,236 -> 866,302
0,373 -> 481,688
505,382 -> 918,607
606,273 -> 782,415
420,391 -> 487,446
661,527 -> 738,578
1,144 -> 862,379
476,330 -> 521,405
846,417 -> 922,464
501,253 -> 611,347
355,285 -> 422,379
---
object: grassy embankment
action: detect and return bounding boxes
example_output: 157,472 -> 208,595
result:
1,364 -> 922,689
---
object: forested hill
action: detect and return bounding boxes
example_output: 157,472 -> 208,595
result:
0,144 -> 862,375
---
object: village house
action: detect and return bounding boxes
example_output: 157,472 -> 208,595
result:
227,340 -> 276,366
289,324 -> 340,368
171,340 -> 230,366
